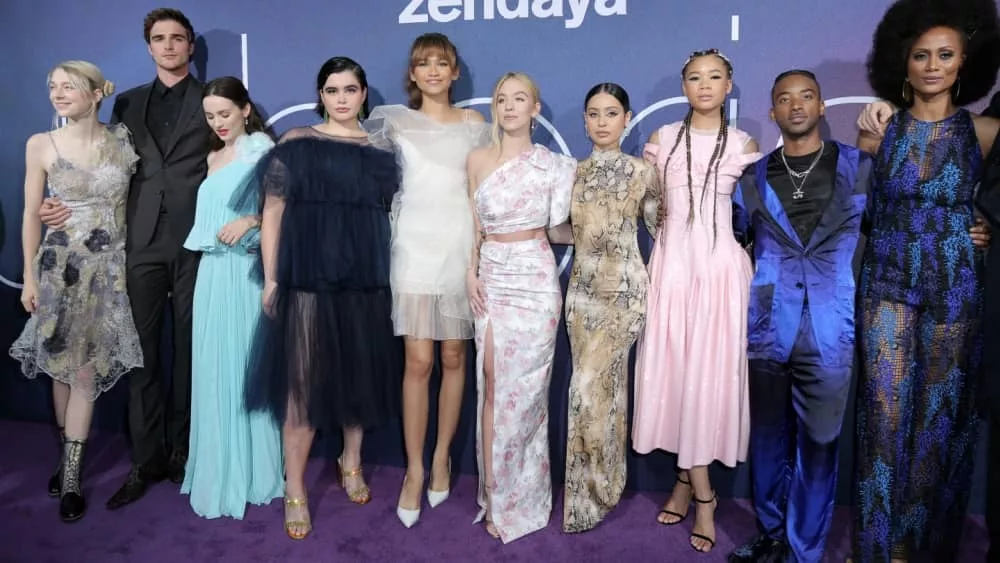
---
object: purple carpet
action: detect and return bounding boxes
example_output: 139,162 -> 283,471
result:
0,420 -> 988,562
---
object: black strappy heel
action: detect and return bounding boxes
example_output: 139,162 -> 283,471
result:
689,491 -> 718,553
657,475 -> 692,525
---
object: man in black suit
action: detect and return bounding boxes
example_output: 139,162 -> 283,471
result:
979,91 -> 1000,563
39,8 -> 210,509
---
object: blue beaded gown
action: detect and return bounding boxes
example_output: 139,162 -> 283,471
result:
854,109 -> 985,562
180,132 -> 284,519
238,128 -> 403,431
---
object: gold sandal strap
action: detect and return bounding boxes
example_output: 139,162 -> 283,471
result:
341,465 -> 364,478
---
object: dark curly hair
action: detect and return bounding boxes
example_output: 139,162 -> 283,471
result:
867,0 -> 1000,108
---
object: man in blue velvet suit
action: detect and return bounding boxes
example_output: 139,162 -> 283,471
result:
727,70 -> 871,563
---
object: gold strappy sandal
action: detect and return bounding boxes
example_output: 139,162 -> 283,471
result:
337,457 -> 371,505
284,496 -> 312,540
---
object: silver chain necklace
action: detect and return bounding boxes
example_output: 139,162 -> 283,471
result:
780,142 -> 824,200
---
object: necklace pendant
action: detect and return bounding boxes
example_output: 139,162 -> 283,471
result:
792,190 -> 804,200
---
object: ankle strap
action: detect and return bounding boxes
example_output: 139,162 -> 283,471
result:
694,491 -> 717,504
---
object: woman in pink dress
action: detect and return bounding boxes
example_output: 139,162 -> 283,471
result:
632,48 -> 761,554
466,72 -> 576,543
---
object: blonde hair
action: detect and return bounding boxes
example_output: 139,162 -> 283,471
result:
489,71 -> 540,146
48,60 -> 115,112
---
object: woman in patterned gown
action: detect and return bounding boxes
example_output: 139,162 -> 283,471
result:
466,72 -> 576,543
631,49 -> 761,554
851,1 -> 1000,561
551,83 -> 660,533
364,33 -> 490,528
180,77 -> 282,520
10,60 -> 142,522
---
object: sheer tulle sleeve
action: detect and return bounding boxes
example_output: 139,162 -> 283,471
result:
229,132 -> 277,213
364,105 -> 402,152
229,141 -> 293,217
548,153 -> 577,227
469,121 -> 492,149
363,145 -> 402,211
636,158 -> 661,234
231,134 -> 274,251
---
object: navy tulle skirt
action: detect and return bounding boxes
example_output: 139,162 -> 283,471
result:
235,135 -> 403,430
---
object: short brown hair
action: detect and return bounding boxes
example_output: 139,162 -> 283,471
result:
405,33 -> 458,109
143,8 -> 195,44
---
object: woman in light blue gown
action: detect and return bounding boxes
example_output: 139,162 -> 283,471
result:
180,76 -> 283,519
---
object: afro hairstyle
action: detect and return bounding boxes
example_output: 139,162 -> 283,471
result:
866,0 -> 1000,108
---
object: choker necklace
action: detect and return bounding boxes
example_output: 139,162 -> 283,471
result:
780,142 -> 824,200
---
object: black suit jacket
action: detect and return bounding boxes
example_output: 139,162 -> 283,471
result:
978,92 -> 1000,228
111,76 -> 211,251
977,92 -> 1000,394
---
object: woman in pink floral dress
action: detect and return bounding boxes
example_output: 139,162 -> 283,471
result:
466,72 -> 576,543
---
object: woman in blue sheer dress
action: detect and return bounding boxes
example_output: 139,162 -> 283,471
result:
180,77 -> 283,520
852,1 -> 1000,561
238,57 -> 402,540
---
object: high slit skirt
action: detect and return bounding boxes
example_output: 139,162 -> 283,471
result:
473,238 -> 561,543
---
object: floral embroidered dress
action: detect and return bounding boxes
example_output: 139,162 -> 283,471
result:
10,123 -> 143,399
471,144 -> 576,543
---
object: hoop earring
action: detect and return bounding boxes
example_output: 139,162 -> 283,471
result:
901,79 -> 912,104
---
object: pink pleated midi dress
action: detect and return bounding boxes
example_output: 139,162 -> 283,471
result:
631,122 -> 760,469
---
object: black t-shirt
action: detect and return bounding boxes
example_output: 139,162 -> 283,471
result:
766,143 -> 839,243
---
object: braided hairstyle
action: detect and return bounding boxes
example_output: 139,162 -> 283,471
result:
660,49 -> 733,248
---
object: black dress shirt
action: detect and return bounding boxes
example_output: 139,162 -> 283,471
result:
145,75 -> 191,153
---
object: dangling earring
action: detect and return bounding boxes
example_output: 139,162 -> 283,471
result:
530,118 -> 537,133
243,117 -> 248,126
953,78 -> 961,100
901,79 -> 912,104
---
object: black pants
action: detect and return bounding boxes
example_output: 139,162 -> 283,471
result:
985,250 -> 1000,562
125,213 -> 199,466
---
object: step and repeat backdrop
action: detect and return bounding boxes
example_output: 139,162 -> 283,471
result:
1,0 -> 994,509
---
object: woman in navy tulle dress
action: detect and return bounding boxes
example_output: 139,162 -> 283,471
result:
236,57 -> 403,540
